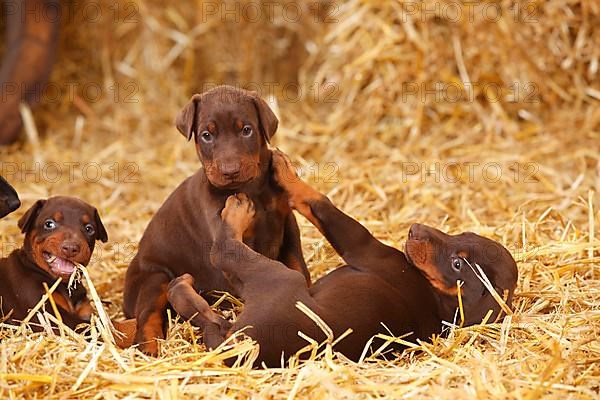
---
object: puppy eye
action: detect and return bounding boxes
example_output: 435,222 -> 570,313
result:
84,223 -> 95,236
44,219 -> 56,230
241,125 -> 253,137
200,131 -> 213,143
451,258 -> 463,272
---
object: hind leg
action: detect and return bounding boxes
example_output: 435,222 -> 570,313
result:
272,150 -> 404,268
167,274 -> 232,350
211,194 -> 308,289
169,194 -> 305,352
213,194 -> 321,366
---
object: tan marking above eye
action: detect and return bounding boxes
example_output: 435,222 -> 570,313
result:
207,123 -> 216,133
235,120 -> 244,130
457,250 -> 469,259
81,214 -> 91,224
53,211 -> 64,222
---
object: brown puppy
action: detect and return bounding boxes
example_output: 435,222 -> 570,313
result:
0,196 -> 108,330
123,86 -> 310,355
405,223 -> 517,326
168,152 -> 518,367
0,176 -> 21,218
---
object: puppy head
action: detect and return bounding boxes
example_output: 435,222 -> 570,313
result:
0,176 -> 20,219
175,85 -> 278,190
18,196 -> 108,281
405,223 -> 518,325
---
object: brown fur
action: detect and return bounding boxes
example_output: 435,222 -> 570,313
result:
167,151 -> 518,367
0,196 -> 108,331
404,239 -> 458,296
122,86 -> 310,355
0,0 -> 60,144
405,223 -> 518,325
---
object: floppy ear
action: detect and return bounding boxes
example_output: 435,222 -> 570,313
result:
18,199 -> 47,234
251,93 -> 278,142
175,94 -> 202,141
93,208 -> 109,243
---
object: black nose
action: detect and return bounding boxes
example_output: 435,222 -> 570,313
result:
61,242 -> 81,258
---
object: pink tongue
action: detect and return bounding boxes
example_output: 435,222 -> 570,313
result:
50,257 -> 76,275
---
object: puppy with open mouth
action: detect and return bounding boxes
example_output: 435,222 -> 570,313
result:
0,196 -> 108,330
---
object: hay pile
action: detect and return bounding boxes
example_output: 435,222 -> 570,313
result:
1,0 -> 599,397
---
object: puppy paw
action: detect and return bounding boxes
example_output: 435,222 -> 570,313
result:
272,149 -> 301,191
140,342 -> 159,357
113,318 -> 137,349
168,273 -> 195,294
272,149 -> 323,212
221,193 -> 255,238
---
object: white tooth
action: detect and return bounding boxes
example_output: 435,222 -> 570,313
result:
47,255 -> 56,263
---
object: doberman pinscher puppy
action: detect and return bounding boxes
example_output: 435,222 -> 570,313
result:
0,196 -> 108,330
168,151 -> 518,367
0,176 -> 21,219
123,86 -> 310,355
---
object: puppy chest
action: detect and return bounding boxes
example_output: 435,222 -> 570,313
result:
242,208 -> 286,260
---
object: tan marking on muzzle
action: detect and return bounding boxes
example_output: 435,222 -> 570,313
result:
406,240 -> 458,296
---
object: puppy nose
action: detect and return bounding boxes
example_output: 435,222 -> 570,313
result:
408,224 -> 416,239
61,242 -> 81,258
220,162 -> 241,179
408,223 -> 423,240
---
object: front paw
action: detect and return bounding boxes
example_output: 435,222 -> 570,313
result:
221,193 -> 256,238
113,318 -> 137,349
138,337 -> 160,356
272,149 -> 301,191
135,316 -> 165,356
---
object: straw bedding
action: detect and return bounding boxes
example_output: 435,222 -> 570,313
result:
0,0 -> 599,398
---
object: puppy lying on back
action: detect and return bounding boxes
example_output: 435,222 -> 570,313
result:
0,176 -> 20,219
0,197 -> 108,330
168,151 -> 519,367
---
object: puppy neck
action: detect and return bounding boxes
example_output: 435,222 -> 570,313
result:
431,290 -> 460,324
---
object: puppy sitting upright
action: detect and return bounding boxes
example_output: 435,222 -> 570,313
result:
123,85 -> 310,355
0,176 -> 20,219
0,197 -> 108,330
